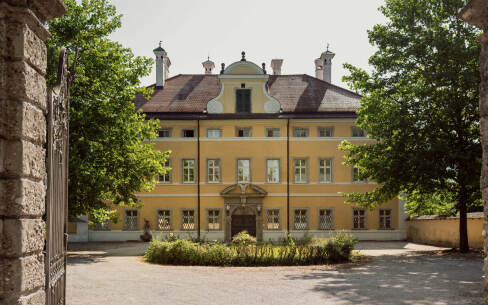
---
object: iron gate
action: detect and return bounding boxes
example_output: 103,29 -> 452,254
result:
45,47 -> 70,305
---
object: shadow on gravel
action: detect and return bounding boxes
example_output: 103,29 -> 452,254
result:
285,254 -> 483,305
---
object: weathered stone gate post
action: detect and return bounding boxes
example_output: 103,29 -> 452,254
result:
0,0 -> 66,304
459,1 -> 488,304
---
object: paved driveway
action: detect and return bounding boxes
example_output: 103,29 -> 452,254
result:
67,242 -> 483,305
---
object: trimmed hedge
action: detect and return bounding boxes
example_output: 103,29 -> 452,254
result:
144,232 -> 357,266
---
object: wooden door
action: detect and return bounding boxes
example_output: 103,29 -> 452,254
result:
231,215 -> 256,237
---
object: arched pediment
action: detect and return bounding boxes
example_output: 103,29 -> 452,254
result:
223,60 -> 265,75
220,183 -> 267,197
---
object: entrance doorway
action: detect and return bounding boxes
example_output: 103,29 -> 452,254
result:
231,215 -> 256,237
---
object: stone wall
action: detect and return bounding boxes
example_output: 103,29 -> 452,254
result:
0,0 -> 66,304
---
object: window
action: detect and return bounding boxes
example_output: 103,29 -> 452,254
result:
318,126 -> 334,137
293,127 -> 309,137
266,209 -> 280,230
181,209 -> 196,230
265,127 -> 281,137
207,209 -> 221,230
266,159 -> 280,183
158,128 -> 171,138
352,165 -> 366,182
353,209 -> 367,229
207,129 -> 221,138
351,126 -> 367,137
156,159 -> 171,183
182,159 -> 195,183
207,159 -> 221,183
237,159 -> 250,183
294,159 -> 307,183
124,210 -> 138,231
236,127 -> 251,137
157,210 -> 171,231
319,159 -> 332,183
182,128 -> 195,138
294,209 -> 308,230
236,89 -> 251,113
379,209 -> 392,229
319,209 -> 333,230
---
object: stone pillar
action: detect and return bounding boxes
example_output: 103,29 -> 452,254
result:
0,0 -> 66,304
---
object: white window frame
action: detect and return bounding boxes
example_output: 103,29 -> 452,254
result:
293,208 -> 308,230
181,209 -> 196,231
123,209 -> 138,231
319,158 -> 333,183
237,159 -> 251,183
207,209 -> 222,231
265,127 -> 281,137
156,209 -> 171,231
181,128 -> 196,138
353,208 -> 367,229
318,126 -> 334,137
158,128 -> 172,138
293,127 -> 309,137
182,159 -> 196,183
379,209 -> 393,230
318,208 -> 334,230
235,127 -> 252,137
207,128 -> 222,138
352,165 -> 366,183
293,158 -> 308,183
266,159 -> 280,183
207,159 -> 221,183
156,159 -> 171,184
265,209 -> 280,230
351,126 -> 367,137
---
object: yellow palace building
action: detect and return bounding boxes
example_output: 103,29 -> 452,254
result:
70,44 -> 407,242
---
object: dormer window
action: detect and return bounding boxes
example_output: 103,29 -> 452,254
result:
236,89 -> 251,113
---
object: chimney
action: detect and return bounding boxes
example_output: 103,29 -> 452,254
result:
153,41 -> 171,88
270,59 -> 283,75
315,45 -> 335,83
314,58 -> 323,80
202,57 -> 215,74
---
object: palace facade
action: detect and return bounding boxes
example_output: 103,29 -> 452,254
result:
70,45 -> 407,242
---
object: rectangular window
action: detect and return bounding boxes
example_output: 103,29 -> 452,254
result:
237,159 -> 250,183
124,210 -> 138,231
156,159 -> 171,183
352,165 -> 366,182
294,209 -> 308,230
207,129 -> 221,138
293,127 -> 309,137
294,159 -> 307,183
353,209 -> 366,229
182,209 -> 196,230
379,209 -> 392,229
157,210 -> 171,231
319,209 -> 334,230
318,126 -> 334,137
265,127 -> 281,137
236,127 -> 251,137
158,128 -> 171,138
182,159 -> 195,183
182,129 -> 195,138
266,159 -> 280,183
236,89 -> 251,113
351,126 -> 367,137
207,209 -> 221,230
319,159 -> 332,183
207,159 -> 221,183
266,209 -> 280,230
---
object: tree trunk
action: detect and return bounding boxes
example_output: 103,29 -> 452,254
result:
458,186 -> 469,253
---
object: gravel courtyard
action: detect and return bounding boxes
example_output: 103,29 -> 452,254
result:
67,242 -> 483,305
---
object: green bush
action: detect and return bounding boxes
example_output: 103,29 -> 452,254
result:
144,233 -> 358,266
231,231 -> 257,246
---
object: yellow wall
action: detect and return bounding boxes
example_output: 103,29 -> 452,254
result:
406,217 -> 483,249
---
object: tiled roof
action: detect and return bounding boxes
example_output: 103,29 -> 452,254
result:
135,74 -> 361,113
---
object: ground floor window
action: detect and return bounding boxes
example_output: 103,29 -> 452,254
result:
95,220 -> 110,231
124,210 -> 138,231
318,209 -> 333,230
266,209 -> 280,230
353,209 -> 366,229
182,209 -> 196,230
208,209 -> 221,230
157,209 -> 171,230
379,209 -> 392,229
294,209 -> 308,230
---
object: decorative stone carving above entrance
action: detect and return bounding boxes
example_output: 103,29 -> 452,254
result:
220,184 -> 267,242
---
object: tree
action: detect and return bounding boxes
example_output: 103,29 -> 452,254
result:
46,0 -> 169,223
340,0 -> 481,252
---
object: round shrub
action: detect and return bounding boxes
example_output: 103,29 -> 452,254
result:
232,231 -> 257,246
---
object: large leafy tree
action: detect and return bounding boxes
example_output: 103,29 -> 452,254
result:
46,0 -> 169,223
340,0 -> 481,252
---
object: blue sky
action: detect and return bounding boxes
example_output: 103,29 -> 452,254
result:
109,0 -> 387,89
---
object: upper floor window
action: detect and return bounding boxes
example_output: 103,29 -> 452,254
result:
182,159 -> 195,183
352,165 -> 366,182
351,126 -> 367,137
236,89 -> 251,113
318,126 -> 334,137
236,127 -> 251,137
294,159 -> 308,183
237,159 -> 250,183
207,129 -> 222,138
158,128 -> 171,138
266,159 -> 280,183
293,127 -> 309,137
207,159 -> 221,183
156,159 -> 171,183
265,127 -> 281,137
319,159 -> 332,183
182,128 -> 195,138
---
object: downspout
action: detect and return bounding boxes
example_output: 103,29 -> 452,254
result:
286,118 -> 290,234
197,119 -> 201,240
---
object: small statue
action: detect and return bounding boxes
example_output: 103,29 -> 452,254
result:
140,218 -> 152,242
